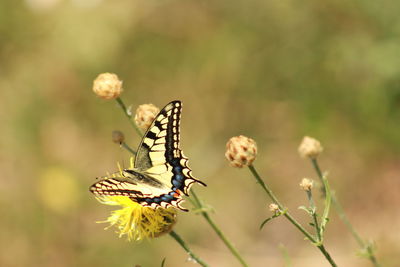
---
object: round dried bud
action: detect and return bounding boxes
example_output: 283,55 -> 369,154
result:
298,136 -> 323,159
112,130 -> 125,144
134,104 -> 160,130
92,73 -> 123,99
269,203 -> 279,213
225,135 -> 257,168
299,178 -> 314,191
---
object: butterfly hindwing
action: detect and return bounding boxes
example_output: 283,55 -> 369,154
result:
90,170 -> 188,210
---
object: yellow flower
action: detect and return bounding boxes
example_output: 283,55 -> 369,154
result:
96,195 -> 177,241
93,159 -> 177,241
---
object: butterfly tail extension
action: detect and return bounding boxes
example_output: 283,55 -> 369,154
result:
176,155 -> 206,196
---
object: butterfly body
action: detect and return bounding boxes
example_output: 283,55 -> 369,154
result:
90,101 -> 205,211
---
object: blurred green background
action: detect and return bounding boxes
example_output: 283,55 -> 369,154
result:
1,0 -> 400,266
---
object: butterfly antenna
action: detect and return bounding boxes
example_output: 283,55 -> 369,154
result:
117,161 -> 125,176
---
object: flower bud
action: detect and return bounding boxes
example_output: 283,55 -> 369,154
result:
92,73 -> 123,99
298,136 -> 323,159
134,104 -> 160,130
269,203 -> 279,213
225,135 -> 257,168
299,178 -> 314,191
112,130 -> 125,144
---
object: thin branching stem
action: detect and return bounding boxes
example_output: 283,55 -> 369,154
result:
306,190 -> 322,242
248,164 -> 337,267
279,244 -> 292,267
248,165 -> 315,242
311,158 -> 381,267
190,190 -> 250,267
319,171 -> 332,241
121,142 -> 137,155
169,230 -> 209,267
115,97 -> 143,137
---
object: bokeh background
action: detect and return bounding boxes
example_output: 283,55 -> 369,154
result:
1,0 -> 400,266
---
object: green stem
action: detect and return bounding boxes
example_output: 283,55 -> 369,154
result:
317,245 -> 337,267
279,244 -> 292,267
190,190 -> 249,267
306,190 -> 322,242
248,165 -> 337,267
311,158 -> 324,184
169,230 -> 209,267
311,158 -> 381,267
366,246 -> 381,267
248,165 -> 315,242
115,97 -> 143,137
319,171 -> 332,241
121,142 -> 137,155
332,194 -> 363,246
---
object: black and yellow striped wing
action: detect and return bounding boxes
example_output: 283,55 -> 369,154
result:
90,100 -> 205,211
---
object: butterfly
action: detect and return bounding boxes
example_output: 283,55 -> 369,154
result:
90,100 -> 206,211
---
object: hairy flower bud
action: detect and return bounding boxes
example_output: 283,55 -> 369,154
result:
225,135 -> 257,168
134,104 -> 160,130
92,73 -> 123,99
269,203 -> 279,213
299,178 -> 314,191
298,136 -> 323,159
112,130 -> 125,144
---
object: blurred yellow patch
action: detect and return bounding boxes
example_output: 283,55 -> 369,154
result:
38,167 -> 79,214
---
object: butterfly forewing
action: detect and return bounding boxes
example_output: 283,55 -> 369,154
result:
134,101 -> 180,172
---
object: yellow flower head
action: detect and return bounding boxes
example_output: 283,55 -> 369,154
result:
96,195 -> 177,241
94,158 -> 177,241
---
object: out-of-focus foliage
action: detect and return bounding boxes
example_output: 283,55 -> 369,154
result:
1,0 -> 399,266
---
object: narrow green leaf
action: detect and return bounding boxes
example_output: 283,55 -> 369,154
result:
298,206 -> 312,215
260,217 -> 273,230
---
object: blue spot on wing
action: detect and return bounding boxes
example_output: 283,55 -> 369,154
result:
175,174 -> 184,182
174,166 -> 182,172
161,195 -> 173,201
172,179 -> 182,188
